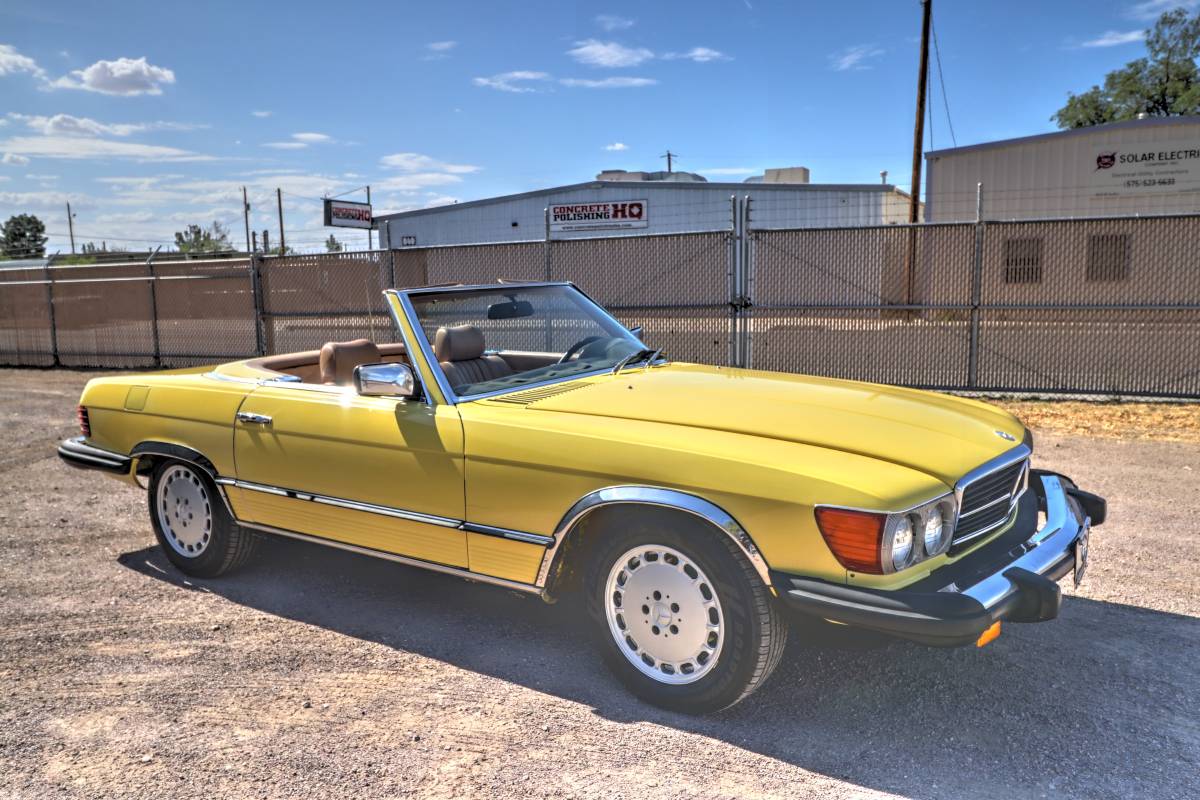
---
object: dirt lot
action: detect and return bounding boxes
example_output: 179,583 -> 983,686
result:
1,369 -> 1198,800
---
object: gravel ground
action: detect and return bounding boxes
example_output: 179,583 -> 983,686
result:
1,369 -> 1197,800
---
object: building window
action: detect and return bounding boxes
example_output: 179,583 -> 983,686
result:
1003,237 -> 1043,284
1086,234 -> 1130,282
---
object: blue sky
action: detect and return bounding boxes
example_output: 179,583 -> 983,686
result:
1,0 -> 1195,253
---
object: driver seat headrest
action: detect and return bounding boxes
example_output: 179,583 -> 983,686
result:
434,325 -> 486,362
319,338 -> 381,385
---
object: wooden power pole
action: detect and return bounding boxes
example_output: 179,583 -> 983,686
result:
275,188 -> 286,254
66,202 -> 76,254
909,0 -> 932,224
242,187 -> 252,254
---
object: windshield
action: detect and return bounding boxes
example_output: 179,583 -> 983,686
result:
407,284 -> 646,398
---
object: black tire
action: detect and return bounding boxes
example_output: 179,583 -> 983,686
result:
147,459 -> 257,578
584,510 -> 787,714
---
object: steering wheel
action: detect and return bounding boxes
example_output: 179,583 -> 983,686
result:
557,335 -> 608,364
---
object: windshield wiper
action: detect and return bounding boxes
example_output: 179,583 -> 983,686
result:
612,347 -> 663,375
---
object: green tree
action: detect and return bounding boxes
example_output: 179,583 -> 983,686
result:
1054,9 -> 1200,128
174,221 -> 234,255
324,234 -> 343,253
1,214 -> 49,259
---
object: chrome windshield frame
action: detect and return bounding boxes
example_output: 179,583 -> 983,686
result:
387,281 -> 650,406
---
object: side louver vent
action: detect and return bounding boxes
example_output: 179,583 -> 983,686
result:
488,382 -> 593,406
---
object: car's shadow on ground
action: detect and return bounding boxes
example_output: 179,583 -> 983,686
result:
119,536 -> 1200,800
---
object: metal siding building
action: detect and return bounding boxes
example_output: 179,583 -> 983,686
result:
926,116 -> 1200,222
377,181 -> 913,248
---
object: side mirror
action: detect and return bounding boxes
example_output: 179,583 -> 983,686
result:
629,325 -> 644,342
354,362 -> 418,398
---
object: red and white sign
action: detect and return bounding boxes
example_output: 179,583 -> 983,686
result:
550,200 -> 648,232
323,199 -> 373,229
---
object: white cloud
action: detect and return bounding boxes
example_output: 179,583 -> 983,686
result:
25,173 -> 58,180
0,44 -> 47,80
1081,29 -> 1146,47
560,77 -> 657,89
51,56 -> 175,95
0,189 -> 91,209
2,152 -> 30,165
379,152 -> 480,173
568,39 -> 654,68
663,47 -> 730,63
595,15 -> 635,31
604,142 -> 629,151
8,113 -> 205,137
829,44 -> 885,71
1126,0 -> 1198,20
427,40 -> 457,52
251,110 -> 272,118
0,135 -> 210,161
263,132 -> 334,149
472,70 -> 551,93
0,176 -> 8,182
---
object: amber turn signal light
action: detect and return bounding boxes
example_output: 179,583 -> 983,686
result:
976,621 -> 1001,648
814,507 -> 885,574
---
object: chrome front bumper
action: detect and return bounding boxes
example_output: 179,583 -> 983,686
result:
776,472 -> 1100,647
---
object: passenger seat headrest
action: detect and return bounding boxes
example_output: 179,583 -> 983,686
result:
319,338 -> 381,385
434,325 -> 486,362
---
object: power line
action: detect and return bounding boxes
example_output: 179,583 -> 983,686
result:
931,13 -> 957,148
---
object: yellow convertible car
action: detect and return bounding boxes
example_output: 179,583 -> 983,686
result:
58,281 -> 1105,712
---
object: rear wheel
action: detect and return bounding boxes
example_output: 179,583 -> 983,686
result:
584,515 -> 787,713
147,460 -> 256,577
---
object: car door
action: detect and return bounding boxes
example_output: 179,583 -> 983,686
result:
227,383 -> 468,568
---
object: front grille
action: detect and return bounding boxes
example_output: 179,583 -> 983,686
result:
951,458 -> 1028,552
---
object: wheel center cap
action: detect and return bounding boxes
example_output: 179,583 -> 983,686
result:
651,602 -> 672,626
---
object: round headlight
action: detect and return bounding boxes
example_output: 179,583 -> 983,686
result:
923,506 -> 947,555
890,516 -> 914,570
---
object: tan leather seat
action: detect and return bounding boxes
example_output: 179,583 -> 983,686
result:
319,339 -> 381,385
435,325 -> 513,389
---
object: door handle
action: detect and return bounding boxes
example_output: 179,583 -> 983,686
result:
236,411 -> 272,425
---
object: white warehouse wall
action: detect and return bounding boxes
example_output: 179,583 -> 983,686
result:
378,182 -> 914,248
926,116 -> 1200,222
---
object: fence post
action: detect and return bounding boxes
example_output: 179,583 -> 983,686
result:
967,182 -> 984,388
543,206 -> 552,280
43,257 -> 60,367
250,253 -> 268,356
728,195 -> 740,367
742,195 -> 754,370
146,247 -> 162,368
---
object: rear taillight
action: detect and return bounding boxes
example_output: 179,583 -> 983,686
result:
814,507 -> 885,574
76,405 -> 91,438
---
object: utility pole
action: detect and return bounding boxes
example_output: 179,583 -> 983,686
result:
660,150 -> 678,173
66,202 -> 76,254
366,185 -> 373,250
275,188 -> 286,255
909,0 -> 931,224
251,230 -> 258,253
242,186 -> 252,254
262,229 -> 270,255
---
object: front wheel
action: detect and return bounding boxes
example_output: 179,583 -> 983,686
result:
584,516 -> 787,713
147,460 -> 256,578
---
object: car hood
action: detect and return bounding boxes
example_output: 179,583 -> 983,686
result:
516,364 -> 1026,486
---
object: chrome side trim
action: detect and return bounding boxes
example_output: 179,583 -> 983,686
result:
224,479 -> 461,528
463,522 -> 555,547
538,485 -> 772,590
238,520 -> 543,596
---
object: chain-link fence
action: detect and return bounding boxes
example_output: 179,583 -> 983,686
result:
1,208 -> 1198,397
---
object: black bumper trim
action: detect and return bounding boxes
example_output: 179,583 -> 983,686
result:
56,437 -> 132,475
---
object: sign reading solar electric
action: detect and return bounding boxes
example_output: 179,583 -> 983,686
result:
323,199 -> 373,229
550,200 -> 648,232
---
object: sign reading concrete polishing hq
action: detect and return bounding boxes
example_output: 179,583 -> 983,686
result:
550,200 -> 648,232
1090,139 -> 1200,197
323,199 -> 373,229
